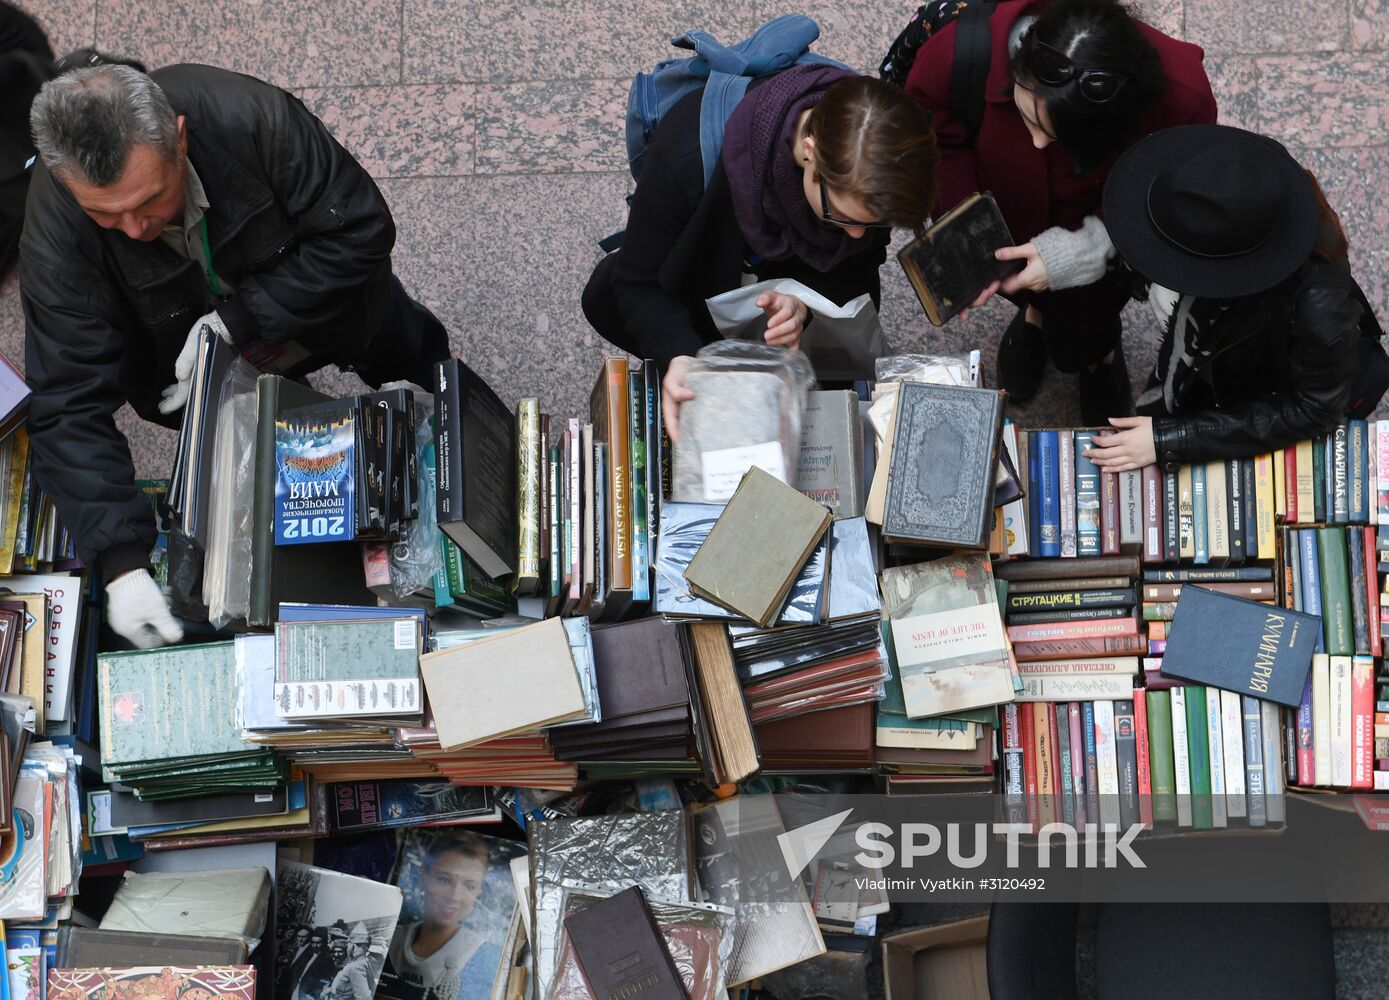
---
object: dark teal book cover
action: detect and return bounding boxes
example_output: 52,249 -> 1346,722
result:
1163,587 -> 1320,707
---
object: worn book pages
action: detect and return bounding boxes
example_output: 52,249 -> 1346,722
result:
684,468 -> 831,627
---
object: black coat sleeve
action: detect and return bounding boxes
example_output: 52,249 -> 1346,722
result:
1151,283 -> 1361,466
609,112 -> 709,371
213,87 -> 396,355
21,253 -> 155,577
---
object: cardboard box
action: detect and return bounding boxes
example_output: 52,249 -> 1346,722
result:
881,914 -> 990,1000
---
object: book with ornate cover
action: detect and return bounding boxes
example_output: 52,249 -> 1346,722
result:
273,618 -> 421,721
882,382 -> 1005,549
48,967 -> 256,1000
881,553 -> 1014,718
896,192 -> 1024,326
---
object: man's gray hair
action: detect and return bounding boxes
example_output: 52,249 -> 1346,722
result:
30,64 -> 178,186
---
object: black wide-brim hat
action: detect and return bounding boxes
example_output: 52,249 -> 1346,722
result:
1103,124 -> 1318,300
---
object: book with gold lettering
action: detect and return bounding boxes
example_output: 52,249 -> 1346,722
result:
1161,586 -> 1320,706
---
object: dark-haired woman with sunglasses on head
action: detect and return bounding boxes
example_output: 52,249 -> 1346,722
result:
583,66 -> 938,439
905,0 -> 1215,422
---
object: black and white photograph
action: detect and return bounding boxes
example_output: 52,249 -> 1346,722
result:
274,860 -> 403,1000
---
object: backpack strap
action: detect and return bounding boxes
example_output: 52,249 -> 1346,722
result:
950,0 -> 996,137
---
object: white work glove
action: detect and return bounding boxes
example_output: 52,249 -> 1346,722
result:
159,311 -> 233,415
106,569 -> 184,649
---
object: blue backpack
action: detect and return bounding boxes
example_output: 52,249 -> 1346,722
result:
602,14 -> 848,251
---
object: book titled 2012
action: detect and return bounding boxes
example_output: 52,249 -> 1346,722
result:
273,402 -> 356,545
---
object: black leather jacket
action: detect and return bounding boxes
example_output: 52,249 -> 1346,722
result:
20,64 -> 398,577
1145,259 -> 1376,472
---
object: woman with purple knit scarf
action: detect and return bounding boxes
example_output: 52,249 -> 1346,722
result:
582,64 -> 938,439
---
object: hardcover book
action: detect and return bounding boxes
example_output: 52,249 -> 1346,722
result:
515,398 -> 544,595
435,358 -> 517,579
328,781 -> 493,832
273,402 -> 357,545
1059,429 -> 1077,558
896,192 -> 1024,326
795,390 -> 864,519
1038,430 -> 1061,557
563,887 -> 686,1000
685,467 -> 831,628
882,382 -> 1005,549
592,358 -> 633,606
48,968 -> 256,1000
1073,431 -> 1101,557
274,618 -> 421,721
881,553 -> 1014,717
1161,587 -> 1320,707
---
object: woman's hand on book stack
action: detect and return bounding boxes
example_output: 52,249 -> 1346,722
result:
1087,415 -> 1156,472
662,356 -> 695,444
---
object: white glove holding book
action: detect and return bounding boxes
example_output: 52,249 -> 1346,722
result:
159,311 -> 232,415
106,569 -> 183,649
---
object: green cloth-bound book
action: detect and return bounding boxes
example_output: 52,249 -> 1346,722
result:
1317,526 -> 1353,655
1145,690 -> 1177,823
1185,686 -> 1213,829
97,642 -> 251,774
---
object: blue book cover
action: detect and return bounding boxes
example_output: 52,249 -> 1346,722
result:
274,403 -> 356,545
1038,430 -> 1061,557
1028,431 -> 1042,557
1073,431 -> 1101,557
1192,463 -> 1209,565
1082,700 -> 1100,824
1350,418 -> 1369,524
1298,529 -> 1323,619
1162,587 -> 1322,707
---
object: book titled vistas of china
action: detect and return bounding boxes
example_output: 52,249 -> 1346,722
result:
880,552 -> 1015,718
273,402 -> 357,546
1161,586 -> 1319,707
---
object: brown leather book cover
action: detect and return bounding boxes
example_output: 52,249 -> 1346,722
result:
587,617 -> 691,721
755,704 -> 874,767
564,887 -> 688,1000
875,725 -> 995,774
992,554 -> 1141,582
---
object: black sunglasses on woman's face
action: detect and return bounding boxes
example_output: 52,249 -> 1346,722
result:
1029,36 -> 1131,104
818,175 -> 892,230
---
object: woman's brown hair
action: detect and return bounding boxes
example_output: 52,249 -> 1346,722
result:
806,76 -> 938,232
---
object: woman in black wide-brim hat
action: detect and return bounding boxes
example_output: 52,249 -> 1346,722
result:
1085,123 -> 1387,474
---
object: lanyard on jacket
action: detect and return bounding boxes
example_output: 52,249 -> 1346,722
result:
198,216 -> 224,296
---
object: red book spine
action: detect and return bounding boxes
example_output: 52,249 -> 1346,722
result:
1142,464 -> 1162,563
1365,527 -> 1381,657
1006,618 -> 1139,643
1284,448 -> 1298,523
1021,701 -> 1039,832
1047,703 -> 1064,823
1101,471 -> 1120,555
1134,690 -> 1154,828
1352,656 -> 1374,789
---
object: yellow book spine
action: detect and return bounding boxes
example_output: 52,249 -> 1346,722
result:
1254,453 -> 1276,559
1295,439 -> 1315,524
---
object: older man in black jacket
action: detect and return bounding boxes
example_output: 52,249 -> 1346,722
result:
21,62 -> 449,648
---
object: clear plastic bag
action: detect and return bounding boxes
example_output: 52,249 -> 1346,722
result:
384,384 -> 442,599
671,342 -> 815,503
205,357 -> 260,629
546,883 -> 737,1000
874,351 -> 979,386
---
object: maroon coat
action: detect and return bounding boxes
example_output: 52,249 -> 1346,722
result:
905,0 -> 1217,244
